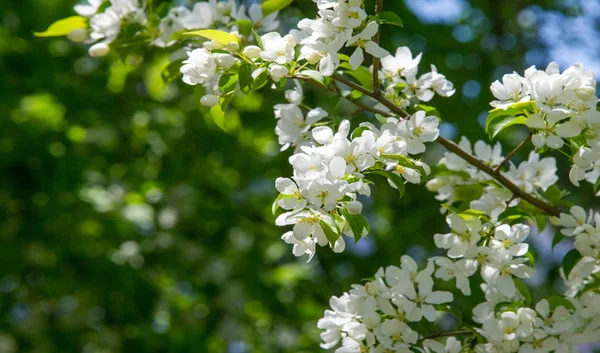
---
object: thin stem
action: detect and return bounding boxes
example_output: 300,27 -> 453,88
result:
332,74 -> 409,118
289,75 -> 392,117
372,0 -> 383,95
330,73 -> 561,217
419,330 -> 473,342
349,98 -> 393,116
493,133 -> 532,173
436,136 -> 560,217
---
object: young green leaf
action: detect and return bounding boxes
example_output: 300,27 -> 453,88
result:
261,0 -> 293,16
219,73 -> 238,94
552,232 -> 566,251
238,64 -> 254,92
485,101 -> 535,139
340,209 -> 369,243
546,296 -> 575,311
34,16 -> 87,37
366,170 -> 405,198
161,59 -> 184,83
319,219 -> 340,245
435,305 -> 463,326
561,249 -> 582,279
183,29 -> 239,45
534,214 -> 547,232
375,12 -> 403,27
514,279 -> 532,305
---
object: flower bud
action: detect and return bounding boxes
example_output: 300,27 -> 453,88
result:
67,28 -> 87,43
216,2 -> 231,16
230,31 -> 242,42
203,40 -> 225,51
243,45 -> 261,59
215,53 -> 235,68
200,94 -> 219,107
226,41 -> 239,53
269,64 -> 288,82
284,34 -> 296,47
574,86 -> 596,101
89,42 -> 110,57
345,201 -> 363,215
303,48 -> 321,65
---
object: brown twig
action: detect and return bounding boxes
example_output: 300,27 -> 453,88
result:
329,74 -> 561,217
289,75 -> 393,116
372,0 -> 383,95
493,133 -> 532,173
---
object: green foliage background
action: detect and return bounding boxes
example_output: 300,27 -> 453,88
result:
1,0 -> 598,352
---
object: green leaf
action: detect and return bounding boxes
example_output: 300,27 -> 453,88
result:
552,232 -> 566,251
561,249 -> 582,279
514,279 -> 532,305
541,185 -> 571,207
262,0 -> 293,16
435,305 -> 463,326
525,250 -> 535,267
351,126 -> 369,139
272,193 -> 293,215
430,165 -> 472,180
497,208 -> 533,224
251,28 -> 263,47
366,170 -> 405,198
415,104 -> 441,119
183,29 -> 239,45
210,104 -> 226,131
319,219 -> 340,245
238,64 -> 253,92
534,214 -> 547,232
34,16 -> 87,37
338,63 -> 373,90
250,70 -> 268,91
485,101 -> 535,139
161,59 -> 184,83
486,115 -> 527,140
219,73 -> 238,94
440,203 -> 463,215
546,296 -> 575,311
494,301 -> 520,314
232,19 -> 253,36
375,12 -> 403,27
340,209 -> 369,243
338,53 -> 350,62
381,154 -> 427,178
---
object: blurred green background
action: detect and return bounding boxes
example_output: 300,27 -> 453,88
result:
1,0 -> 599,352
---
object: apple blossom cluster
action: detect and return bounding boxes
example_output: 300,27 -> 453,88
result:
275,111 -> 439,261
569,140 -> 600,192
273,81 -> 328,151
318,220 -> 600,353
377,47 -> 456,110
317,255 -> 454,352
426,137 -> 558,218
71,0 -> 143,56
557,206 -> 600,295
490,62 -> 600,191
180,47 -> 240,107
292,0 -> 389,75
153,0 -> 279,48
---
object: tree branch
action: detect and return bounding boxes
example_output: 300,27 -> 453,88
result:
289,75 -> 393,117
329,74 -> 561,217
493,133 -> 532,173
332,73 -> 409,118
372,0 -> 383,95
